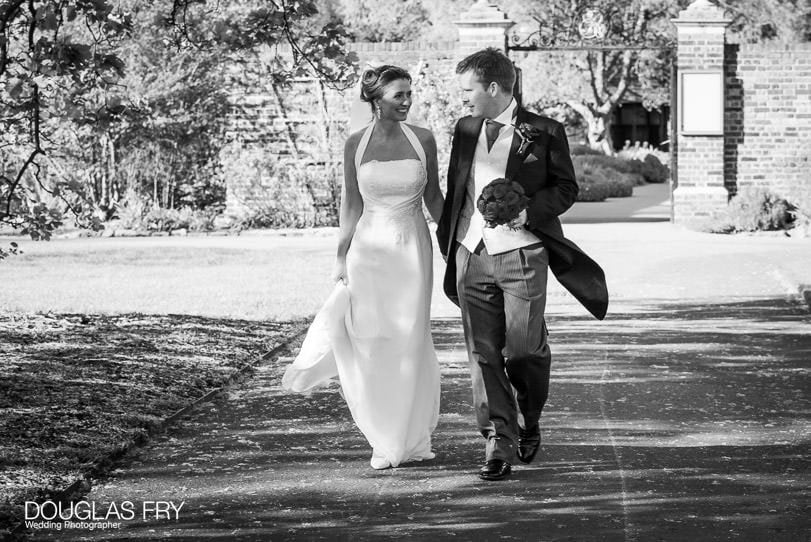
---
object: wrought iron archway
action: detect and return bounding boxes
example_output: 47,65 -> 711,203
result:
504,6 -> 677,188
506,7 -> 675,52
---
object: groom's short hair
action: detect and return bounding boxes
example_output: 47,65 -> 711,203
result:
456,48 -> 516,93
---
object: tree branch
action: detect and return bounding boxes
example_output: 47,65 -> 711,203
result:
586,52 -> 600,104
279,0 -> 353,90
3,147 -> 41,217
605,50 -> 634,113
26,0 -> 35,49
566,99 -> 594,125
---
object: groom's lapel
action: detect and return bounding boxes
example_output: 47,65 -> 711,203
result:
455,117 -> 484,193
505,107 -> 525,182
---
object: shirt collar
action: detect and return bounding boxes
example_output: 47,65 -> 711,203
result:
492,98 -> 518,126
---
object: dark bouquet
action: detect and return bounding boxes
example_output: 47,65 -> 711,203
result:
476,178 -> 530,229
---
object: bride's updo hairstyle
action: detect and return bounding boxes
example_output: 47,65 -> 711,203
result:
360,65 -> 411,112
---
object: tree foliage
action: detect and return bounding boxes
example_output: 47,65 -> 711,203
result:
0,0 -> 358,241
721,0 -> 810,43
335,0 -> 430,42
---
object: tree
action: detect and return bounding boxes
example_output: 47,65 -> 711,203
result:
510,0 -> 683,154
62,1 -> 234,220
0,0 -> 358,242
335,0 -> 430,42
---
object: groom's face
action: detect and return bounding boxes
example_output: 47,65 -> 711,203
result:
458,70 -> 498,119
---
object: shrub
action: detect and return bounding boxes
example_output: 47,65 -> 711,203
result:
622,159 -> 645,182
114,188 -> 148,230
570,144 -> 604,156
574,161 -> 612,202
787,184 -> 811,236
110,196 -> 217,233
573,156 -> 635,200
575,154 -> 646,186
238,205 -> 312,230
577,179 -> 612,202
187,210 -> 218,232
791,208 -> 811,236
642,154 -> 670,183
616,142 -> 671,183
705,187 -> 796,233
607,175 -> 635,198
144,206 -> 194,232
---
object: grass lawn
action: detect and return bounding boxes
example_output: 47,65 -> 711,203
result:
0,231 -> 337,534
0,233 -> 337,320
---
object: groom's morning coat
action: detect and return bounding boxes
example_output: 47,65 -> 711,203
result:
436,107 -> 609,320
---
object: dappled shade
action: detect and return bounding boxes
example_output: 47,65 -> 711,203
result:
25,296 -> 810,541
0,313 -> 305,534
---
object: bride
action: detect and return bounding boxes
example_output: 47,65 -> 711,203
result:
283,65 -> 444,470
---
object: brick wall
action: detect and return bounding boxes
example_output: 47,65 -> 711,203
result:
724,43 -> 811,203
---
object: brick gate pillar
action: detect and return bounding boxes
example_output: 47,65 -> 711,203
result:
454,0 -> 515,55
672,0 -> 732,226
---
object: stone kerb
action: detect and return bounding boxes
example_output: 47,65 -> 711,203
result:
672,0 -> 732,227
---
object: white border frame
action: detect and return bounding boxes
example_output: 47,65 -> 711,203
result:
678,71 -> 724,136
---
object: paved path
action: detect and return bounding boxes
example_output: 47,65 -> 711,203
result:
28,221 -> 811,542
561,182 -> 672,224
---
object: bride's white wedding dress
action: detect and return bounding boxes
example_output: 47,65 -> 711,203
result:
282,122 -> 440,469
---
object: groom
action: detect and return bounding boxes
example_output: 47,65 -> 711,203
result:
437,48 -> 609,481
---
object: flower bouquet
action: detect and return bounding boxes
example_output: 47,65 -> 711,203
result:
476,178 -> 530,230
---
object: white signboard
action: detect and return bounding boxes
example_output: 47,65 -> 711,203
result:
679,71 -> 724,135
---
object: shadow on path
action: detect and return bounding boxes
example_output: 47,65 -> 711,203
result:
29,298 -> 810,541
0,313 -> 303,536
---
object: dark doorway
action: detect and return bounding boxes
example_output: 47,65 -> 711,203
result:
610,103 -> 670,151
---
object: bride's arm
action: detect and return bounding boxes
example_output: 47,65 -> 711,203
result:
333,135 -> 364,283
421,131 -> 444,223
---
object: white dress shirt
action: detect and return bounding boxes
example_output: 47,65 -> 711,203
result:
456,99 -> 542,255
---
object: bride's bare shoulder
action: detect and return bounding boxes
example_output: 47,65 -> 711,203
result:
344,129 -> 366,151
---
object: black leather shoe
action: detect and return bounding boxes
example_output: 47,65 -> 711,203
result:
518,429 -> 541,464
478,459 -> 512,481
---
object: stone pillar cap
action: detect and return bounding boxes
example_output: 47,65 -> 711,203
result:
673,0 -> 732,24
455,0 -> 514,27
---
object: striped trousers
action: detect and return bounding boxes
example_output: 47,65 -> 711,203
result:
455,241 -> 551,462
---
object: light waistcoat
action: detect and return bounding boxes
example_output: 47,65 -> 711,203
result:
456,99 -> 541,255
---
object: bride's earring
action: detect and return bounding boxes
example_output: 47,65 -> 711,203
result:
375,103 -> 381,120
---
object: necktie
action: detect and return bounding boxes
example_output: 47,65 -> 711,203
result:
485,119 -> 502,152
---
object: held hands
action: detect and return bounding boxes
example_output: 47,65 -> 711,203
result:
332,259 -> 348,284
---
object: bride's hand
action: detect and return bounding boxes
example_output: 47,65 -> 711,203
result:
332,259 -> 348,284
507,209 -> 528,230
